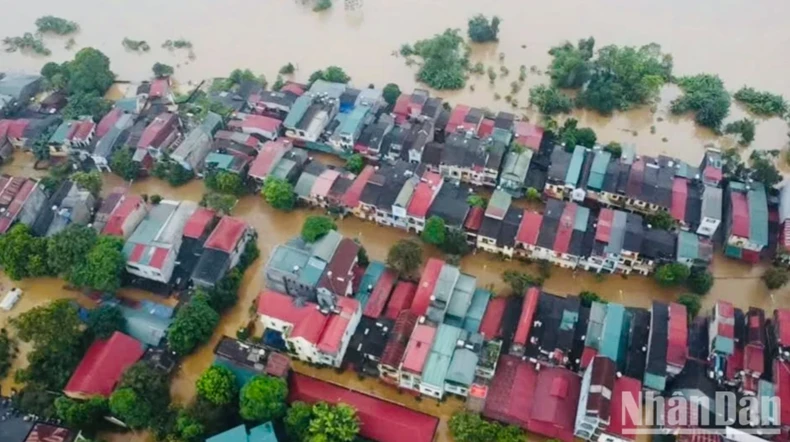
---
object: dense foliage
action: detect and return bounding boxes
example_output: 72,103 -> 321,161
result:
110,148 -> 140,180
35,16 -> 79,35
422,216 -> 446,246
467,15 -> 501,43
645,210 -> 676,230
285,402 -> 313,442
724,118 -> 756,146
0,224 -> 52,280
387,239 -> 424,278
0,329 -> 17,379
345,153 -> 364,174
262,177 -> 295,211
502,270 -> 543,295
71,170 -> 103,195
449,412 -> 526,442
40,48 -> 115,121
382,83 -> 401,109
579,290 -> 606,307
763,266 -> 790,290
733,87 -> 788,117
210,68 -> 265,93
111,362 -> 172,429
308,66 -> 351,85
307,402 -> 360,442
528,85 -> 573,115
654,263 -> 691,287
68,236 -> 126,292
547,37 -> 595,89
205,169 -> 244,195
167,294 -> 220,356
301,215 -> 337,242
153,155 -> 195,187
467,194 -> 486,208
55,397 -> 108,431
722,149 -> 783,188
153,62 -> 174,78
239,375 -> 288,422
557,118 -> 597,148
671,74 -> 731,130
201,192 -> 237,215
87,305 -> 126,340
196,366 -> 238,406
677,293 -> 702,319
402,29 -> 469,90
122,38 -> 150,52
687,269 -> 714,295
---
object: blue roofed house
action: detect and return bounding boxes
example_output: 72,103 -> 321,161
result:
106,299 -> 174,347
207,422 -> 278,442
462,288 -> 491,333
443,273 -> 477,328
599,303 -> 630,371
585,149 -> 612,201
676,230 -> 713,269
419,323 -> 463,399
498,148 -> 533,197
355,261 -> 386,309
444,331 -> 484,398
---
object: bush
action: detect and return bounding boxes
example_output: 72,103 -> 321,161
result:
733,87 -> 788,117
387,240 -> 423,278
579,290 -> 606,307
152,62 -> 174,78
645,210 -> 676,230
279,63 -> 296,75
313,0 -> 332,12
403,29 -> 469,90
763,266 -> 790,290
301,216 -> 337,242
467,15 -> 501,43
35,16 -> 79,35
677,293 -> 702,319
529,85 -> 573,115
654,263 -> 691,287
110,148 -> 140,181
547,38 -> 595,89
671,74 -> 731,130
724,118 -> 756,146
686,269 -> 714,295
308,66 -> 349,84
262,177 -> 295,211
345,154 -> 364,174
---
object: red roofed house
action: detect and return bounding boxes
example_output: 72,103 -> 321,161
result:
445,105 -> 471,135
385,281 -> 417,320
742,307 -> 766,390
667,302 -> 688,376
510,287 -> 540,357
671,178 -> 689,227
343,165 -> 376,216
477,118 -> 495,138
0,177 -> 47,234
398,323 -> 437,391
463,206 -> 485,246
392,90 -> 430,125
479,296 -> 506,340
709,300 -> 735,358
229,113 -> 282,141
102,194 -> 148,240
548,201 -> 579,268
483,355 -> 538,428
137,112 -> 181,156
774,308 -> 790,360
289,373 -> 438,442
317,238 -> 361,297
247,140 -> 292,183
6,119 -> 30,148
410,258 -> 444,316
773,359 -> 790,429
514,122 -> 545,152
528,366 -> 583,442
575,356 -> 642,442
96,108 -> 124,138
64,331 -> 145,399
379,311 -> 418,385
515,210 -> 543,258
406,171 -> 443,234
0,120 -> 12,163
192,216 -> 253,288
181,207 -> 217,241
363,269 -> 396,318
258,290 -> 361,368
149,77 -> 173,102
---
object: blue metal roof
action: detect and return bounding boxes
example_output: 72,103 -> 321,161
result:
565,145 -> 586,187
356,261 -> 386,309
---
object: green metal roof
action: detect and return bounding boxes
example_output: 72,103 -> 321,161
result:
268,244 -> 325,288
463,289 -> 491,333
574,206 -> 590,231
492,127 -> 513,145
283,95 -> 312,129
446,273 -> 477,319
421,324 -> 462,387
485,189 -> 512,218
340,106 -> 369,135
294,172 -> 318,197
207,425 -> 248,442
587,150 -> 611,190
311,230 -> 342,262
600,303 -> 626,365
49,120 -> 76,144
119,305 -> 172,347
270,158 -> 296,181
584,302 -> 607,349
748,184 -> 768,247
445,346 -> 479,387
677,231 -> 700,261
299,257 -> 326,286
643,372 -> 666,391
500,149 -> 533,187
356,261 -> 386,309
560,309 -> 578,331
565,145 -> 585,187
205,152 -> 235,170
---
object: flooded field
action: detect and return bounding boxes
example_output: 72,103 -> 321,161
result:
1,1 -> 790,440
1,1 -> 789,163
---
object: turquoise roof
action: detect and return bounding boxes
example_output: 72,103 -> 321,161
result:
205,152 -> 235,170
643,372 -> 666,391
421,324 -> 462,387
677,231 -> 700,261
462,289 -> 491,333
446,346 -> 479,387
207,425 -> 247,442
300,257 -> 326,286
49,120 -> 76,144
492,127 -> 513,145
119,304 -> 172,347
207,423 -> 278,442
340,106 -> 369,135
356,261 -> 386,308
115,97 -> 138,113
587,150 -> 611,190
585,302 -> 607,349
712,335 -> 734,355
446,273 -> 477,320
600,303 -> 626,366
564,145 -> 585,187
249,422 -> 279,442
748,184 -> 768,247
283,95 -> 312,129
574,206 -> 590,231
267,244 -> 325,288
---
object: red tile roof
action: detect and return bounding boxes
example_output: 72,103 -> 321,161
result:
477,118 -> 495,138
479,297 -> 506,339
182,207 -> 216,239
317,316 -> 350,355
553,202 -> 577,254
514,122 -> 545,151
64,332 -> 144,397
513,287 -> 540,346
774,360 -> 790,426
281,82 -> 305,96
464,206 -> 484,231
363,269 -> 396,318
258,290 -> 329,344
0,178 -> 36,234
204,216 -> 247,254
289,373 -> 438,442
516,211 -> 543,245
7,119 -> 29,139
24,423 -> 73,442
445,105 -> 471,134
229,114 -> 282,134
483,355 -> 537,428
744,344 -> 764,375
385,281 -> 417,320
392,94 -> 411,124
406,171 -> 442,218
730,191 -> 750,238
149,78 -> 169,98
96,108 -> 124,138
527,367 -> 582,442
137,113 -> 177,149
401,324 -> 436,373
72,120 -> 95,141
248,140 -> 290,179
341,165 -> 375,209
667,302 -> 688,369
102,195 -> 145,237
318,238 -> 361,296
410,258 -> 444,316
380,311 -> 418,367
596,208 -> 614,243
725,346 -> 743,380
703,165 -> 722,185
671,178 -> 688,222
607,375 -> 642,439
149,247 -> 170,270
776,309 -> 790,348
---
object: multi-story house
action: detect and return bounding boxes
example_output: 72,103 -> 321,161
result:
283,80 -> 344,146
399,322 -> 437,391
499,148 -> 533,197
191,216 -> 254,288
533,198 -> 593,269
378,311 -> 418,385
514,210 -> 543,259
643,301 -> 669,391
666,302 -> 688,377
709,300 -> 736,382
137,112 -> 181,157
584,209 -> 644,274
724,181 -> 768,263
698,185 -> 723,237
101,194 -> 148,240
406,171 -> 443,234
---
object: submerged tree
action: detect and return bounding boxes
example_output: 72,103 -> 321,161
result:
467,15 -> 501,43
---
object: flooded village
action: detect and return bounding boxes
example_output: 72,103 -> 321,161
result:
0,1 -> 790,442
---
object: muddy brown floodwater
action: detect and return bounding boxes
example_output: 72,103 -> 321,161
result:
0,1 -> 790,439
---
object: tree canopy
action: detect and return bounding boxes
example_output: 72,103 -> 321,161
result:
387,239 -> 424,278
686,269 -> 714,295
733,87 -> 788,118
467,15 -> 501,43
307,402 -> 360,442
167,295 -> 219,356
110,362 -> 171,430
402,29 -> 469,90
262,177 -> 295,211
671,74 -> 731,130
68,236 -> 126,292
308,66 -> 350,85
382,83 -> 401,108
421,216 -> 446,246
87,305 -> 126,340
205,169 -> 244,195
677,293 -> 702,319
71,170 -> 102,195
239,375 -> 288,422
345,154 -> 364,174
67,48 -> 115,96
528,85 -> 573,115
152,62 -> 174,78
557,118 -> 597,148
301,215 -> 337,242
502,270 -> 543,295
724,118 -> 756,146
449,412 -> 526,442
763,266 -> 790,290
645,210 -> 676,230
285,402 -> 313,442
55,397 -> 108,431
0,224 -> 51,280
654,263 -> 691,287
110,148 -> 140,181
547,37 -> 595,89
579,290 -> 606,307
196,365 -> 238,406
201,192 -> 237,215
47,224 -> 97,275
